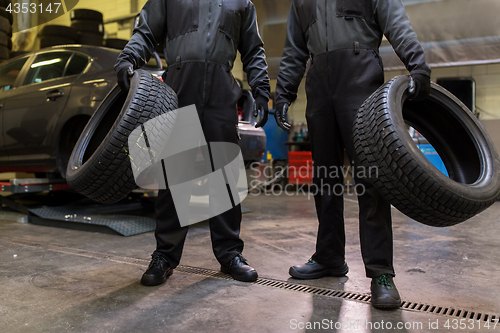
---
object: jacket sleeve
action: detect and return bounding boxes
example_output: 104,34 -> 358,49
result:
374,0 -> 431,76
114,0 -> 166,71
238,2 -> 271,100
275,0 -> 309,106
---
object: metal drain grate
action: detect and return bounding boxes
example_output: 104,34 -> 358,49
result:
3,236 -> 498,323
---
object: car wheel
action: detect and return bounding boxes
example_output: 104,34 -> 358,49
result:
66,69 -> 178,204
353,75 -> 500,227
70,9 -> 103,23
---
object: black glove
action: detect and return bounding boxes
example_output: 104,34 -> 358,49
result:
409,73 -> 431,102
116,63 -> 134,92
275,102 -> 291,132
254,96 -> 269,128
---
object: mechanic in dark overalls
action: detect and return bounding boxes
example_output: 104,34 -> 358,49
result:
275,0 -> 431,309
115,0 -> 270,286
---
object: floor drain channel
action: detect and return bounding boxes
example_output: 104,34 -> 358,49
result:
3,236 -> 499,324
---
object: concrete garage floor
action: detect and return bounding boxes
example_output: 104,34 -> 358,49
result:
1,191 -> 499,333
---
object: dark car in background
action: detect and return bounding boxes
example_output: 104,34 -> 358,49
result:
0,45 -> 265,178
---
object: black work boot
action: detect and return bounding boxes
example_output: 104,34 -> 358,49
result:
141,254 -> 173,286
289,259 -> 349,279
370,274 -> 402,309
221,254 -> 258,282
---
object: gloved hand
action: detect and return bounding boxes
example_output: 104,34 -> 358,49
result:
275,102 -> 291,132
254,96 -> 269,128
409,73 -> 431,102
116,63 -> 135,92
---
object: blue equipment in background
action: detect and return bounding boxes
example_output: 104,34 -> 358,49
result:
262,109 -> 289,162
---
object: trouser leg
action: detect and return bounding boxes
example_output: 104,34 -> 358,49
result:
331,49 -> 394,278
154,189 -> 189,268
308,110 -> 347,267
202,105 -> 244,265
305,55 -> 346,267
156,63 -> 244,266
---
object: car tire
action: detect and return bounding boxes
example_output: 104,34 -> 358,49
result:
0,44 -> 8,59
40,25 -> 78,40
76,31 -> 103,46
0,6 -> 13,25
9,50 -> 26,58
0,31 -> 7,46
70,9 -> 103,23
0,15 -> 8,33
70,20 -> 104,34
353,75 -> 500,227
104,38 -> 129,50
40,36 -> 76,48
66,69 -> 178,204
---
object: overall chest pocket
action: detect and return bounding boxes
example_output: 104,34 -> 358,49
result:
336,0 -> 372,20
166,0 -> 199,41
219,0 -> 243,48
297,0 -> 317,34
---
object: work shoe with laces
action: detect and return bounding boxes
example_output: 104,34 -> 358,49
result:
140,254 -> 173,286
370,274 -> 402,309
221,254 -> 258,282
289,258 -> 349,279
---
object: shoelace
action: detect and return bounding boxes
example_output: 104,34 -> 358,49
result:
236,254 -> 249,265
149,254 -> 163,268
376,274 -> 393,288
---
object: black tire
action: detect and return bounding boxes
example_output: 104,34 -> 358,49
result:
70,9 -> 103,23
76,31 -> 103,46
0,31 -> 6,46
40,25 -> 78,40
0,45 -> 7,59
66,69 -> 178,204
71,20 -> 104,34
9,50 -> 26,58
40,36 -> 76,48
0,16 -> 8,33
0,0 -> 11,7
0,6 -> 13,25
104,38 -> 128,50
353,75 -> 500,227
7,36 -> 10,49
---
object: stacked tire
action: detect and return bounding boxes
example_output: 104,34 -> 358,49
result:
0,0 -> 13,61
70,9 -> 104,46
104,38 -> 128,50
39,25 -> 78,48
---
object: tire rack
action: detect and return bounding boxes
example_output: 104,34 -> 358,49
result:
0,178 -> 156,236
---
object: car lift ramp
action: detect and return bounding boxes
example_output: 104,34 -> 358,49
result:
0,178 -> 156,236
